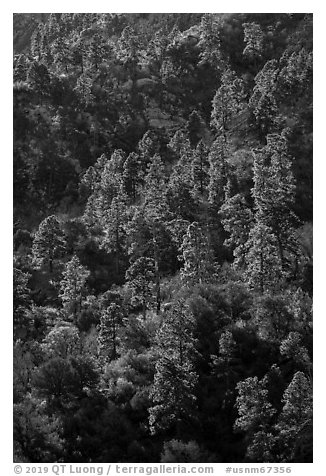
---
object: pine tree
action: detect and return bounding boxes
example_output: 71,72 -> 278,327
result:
234,376 -> 276,461
125,207 -> 153,261
59,256 -> 90,322
60,13 -> 73,35
98,303 -> 124,362
137,130 -> 160,176
249,59 -> 280,136
279,332 -> 311,371
71,37 -> 86,73
13,268 -> 32,340
40,27 -> 53,66
191,140 -> 209,196
180,222 -> 217,286
51,36 -> 71,73
87,33 -> 108,70
219,192 -> 254,269
186,110 -> 205,147
47,13 -> 60,41
208,136 -> 230,207
122,152 -> 142,202
116,25 -> 140,80
211,329 -> 238,403
210,68 -> 245,136
32,215 -> 66,273
126,257 -> 156,319
13,54 -> 28,82
143,154 -> 169,223
245,218 -> 283,293
252,132 -> 300,275
147,26 -> 170,71
94,150 -> 125,224
242,22 -> 264,60
27,62 -> 51,98
74,73 -> 94,106
198,14 -> 223,70
149,299 -> 198,435
167,130 -> 196,219
167,170 -> 197,221
101,192 -> 129,275
31,24 -> 43,61
168,129 -> 191,161
275,372 -> 312,462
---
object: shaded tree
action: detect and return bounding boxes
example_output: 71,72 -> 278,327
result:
149,299 -> 198,436
32,215 -> 66,273
126,257 -> 156,319
98,303 -> 124,362
59,256 -> 90,322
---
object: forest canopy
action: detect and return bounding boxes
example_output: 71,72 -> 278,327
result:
13,12 -> 312,463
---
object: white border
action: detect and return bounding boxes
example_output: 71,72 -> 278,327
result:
3,2 -> 323,474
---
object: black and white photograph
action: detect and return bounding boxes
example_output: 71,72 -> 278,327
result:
12,9 -> 313,465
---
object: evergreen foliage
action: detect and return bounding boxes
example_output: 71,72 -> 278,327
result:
13,13 -> 313,463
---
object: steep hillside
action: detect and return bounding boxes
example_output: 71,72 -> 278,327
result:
13,13 -> 313,464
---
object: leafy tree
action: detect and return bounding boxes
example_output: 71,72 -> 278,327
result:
59,255 -> 90,322
14,395 -> 63,462
32,215 -> 66,273
27,61 -> 51,98
33,355 -> 99,408
41,325 -> 81,359
14,341 -> 36,402
160,439 -> 209,463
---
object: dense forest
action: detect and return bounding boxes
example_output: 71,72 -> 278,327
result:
13,13 -> 313,463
